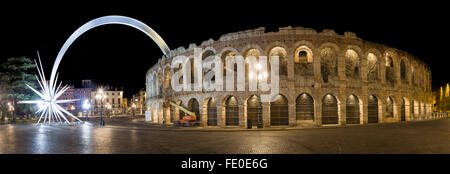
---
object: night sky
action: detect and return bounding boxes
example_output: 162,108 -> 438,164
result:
0,1 -> 448,98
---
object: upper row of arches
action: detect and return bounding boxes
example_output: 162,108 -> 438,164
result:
147,42 -> 431,97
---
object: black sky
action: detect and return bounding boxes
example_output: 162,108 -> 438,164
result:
0,1 -> 448,97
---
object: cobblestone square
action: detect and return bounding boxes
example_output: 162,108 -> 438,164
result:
0,118 -> 448,154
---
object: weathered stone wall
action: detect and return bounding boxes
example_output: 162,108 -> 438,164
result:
145,26 -> 433,128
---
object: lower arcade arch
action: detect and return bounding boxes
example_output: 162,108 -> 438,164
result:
411,100 -> 416,120
322,94 -> 338,124
368,95 -> 379,123
386,97 -> 394,118
295,93 -> 314,121
188,98 -> 200,121
270,94 -> 289,126
247,95 -> 262,126
225,96 -> 239,126
401,98 -> 406,121
346,94 -> 360,124
206,98 -> 218,126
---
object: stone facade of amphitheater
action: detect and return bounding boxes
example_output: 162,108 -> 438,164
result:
145,26 -> 434,128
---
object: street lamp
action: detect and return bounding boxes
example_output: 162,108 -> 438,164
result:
95,88 -> 107,126
82,99 -> 91,121
249,63 -> 267,128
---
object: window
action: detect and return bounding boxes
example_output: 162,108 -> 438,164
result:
297,51 -> 308,63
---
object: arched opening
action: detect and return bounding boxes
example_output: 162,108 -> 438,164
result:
244,49 -> 261,80
346,94 -> 360,124
296,93 -> 314,120
322,94 -> 338,124
270,94 -> 289,125
385,55 -> 395,85
345,49 -> 360,79
222,51 -> 237,75
225,96 -> 239,126
368,95 -> 379,123
401,98 -> 406,121
157,71 -> 163,95
164,67 -> 171,89
294,46 -> 314,76
188,98 -> 200,121
247,95 -> 262,126
320,47 -> 337,83
269,47 -> 288,77
400,59 -> 407,82
221,51 -> 238,89
207,98 -> 217,126
367,53 -> 380,82
203,50 -> 216,83
386,97 -> 394,118
174,64 -> 183,84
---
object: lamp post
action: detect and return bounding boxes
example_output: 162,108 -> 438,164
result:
249,63 -> 267,128
82,99 -> 91,121
95,88 -> 107,126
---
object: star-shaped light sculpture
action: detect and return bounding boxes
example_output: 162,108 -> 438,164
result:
18,54 -> 82,125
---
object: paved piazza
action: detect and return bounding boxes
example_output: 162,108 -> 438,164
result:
0,118 -> 449,154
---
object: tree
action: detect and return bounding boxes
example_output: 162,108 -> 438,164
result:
0,56 -> 38,122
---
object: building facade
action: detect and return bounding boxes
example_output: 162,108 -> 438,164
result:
146,26 -> 436,128
58,85 -> 76,113
91,88 -> 124,115
131,89 -> 147,115
433,83 -> 449,117
73,87 -> 92,114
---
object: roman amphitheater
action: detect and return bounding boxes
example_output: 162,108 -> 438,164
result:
145,26 -> 434,128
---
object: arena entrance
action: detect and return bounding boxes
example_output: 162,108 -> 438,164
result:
296,93 -> 314,121
188,99 -> 200,121
322,94 -> 338,124
207,98 -> 217,126
247,95 -> 262,126
386,97 -> 394,118
225,96 -> 239,126
270,94 -> 289,126
368,95 -> 378,123
346,95 -> 360,124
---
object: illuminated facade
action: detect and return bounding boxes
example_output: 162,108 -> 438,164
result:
433,83 -> 450,115
146,27 -> 435,128
131,89 -> 147,115
91,88 -> 124,115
